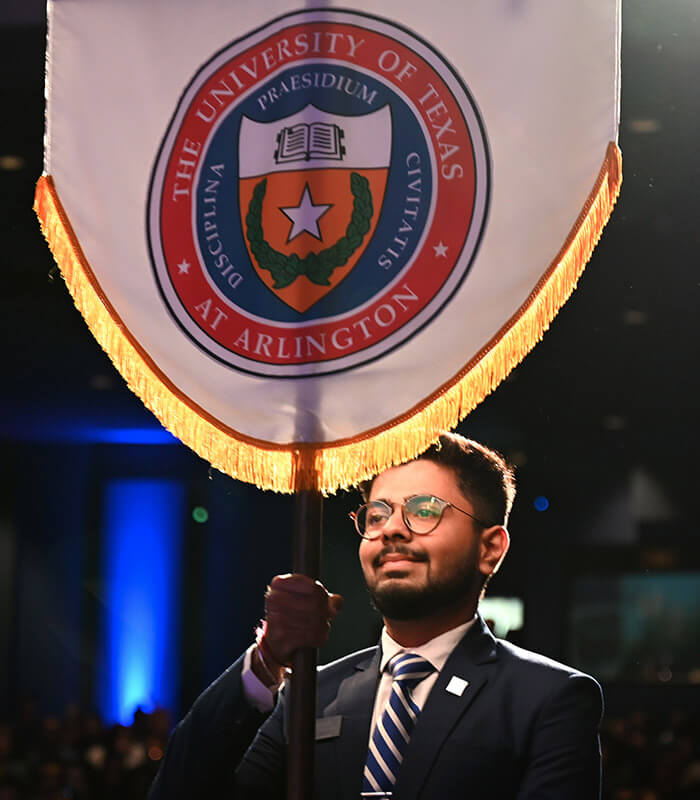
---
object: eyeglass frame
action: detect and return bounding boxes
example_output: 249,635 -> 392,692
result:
349,494 -> 490,539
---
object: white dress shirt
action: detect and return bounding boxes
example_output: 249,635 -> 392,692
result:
241,644 -> 279,712
369,617 -> 476,738
241,615 -> 477,721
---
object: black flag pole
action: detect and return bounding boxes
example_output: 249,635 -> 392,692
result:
286,453 -> 324,800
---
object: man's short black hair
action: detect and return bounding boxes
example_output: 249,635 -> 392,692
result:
361,432 -> 516,528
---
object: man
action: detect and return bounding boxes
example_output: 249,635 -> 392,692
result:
150,434 -> 602,799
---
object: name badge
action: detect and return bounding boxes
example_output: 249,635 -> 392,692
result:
315,715 -> 343,740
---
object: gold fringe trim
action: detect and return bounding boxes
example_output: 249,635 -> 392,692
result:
34,142 -> 621,493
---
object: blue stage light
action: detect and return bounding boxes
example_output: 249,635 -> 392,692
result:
533,495 -> 550,512
4,420 -> 179,444
99,479 -> 185,725
92,427 -> 179,444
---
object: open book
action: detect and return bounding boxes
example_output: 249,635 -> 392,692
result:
274,122 -> 346,164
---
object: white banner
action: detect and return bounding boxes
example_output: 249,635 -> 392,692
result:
37,0 -> 621,491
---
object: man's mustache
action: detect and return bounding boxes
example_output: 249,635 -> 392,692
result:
372,544 -> 429,569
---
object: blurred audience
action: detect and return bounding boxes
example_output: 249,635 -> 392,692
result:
602,710 -> 700,799
0,700 -> 169,800
0,700 -> 698,798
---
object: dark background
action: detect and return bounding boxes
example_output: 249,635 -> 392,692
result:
2,0 -> 699,727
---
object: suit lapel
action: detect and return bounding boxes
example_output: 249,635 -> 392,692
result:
393,617 -> 499,800
322,648 -> 380,800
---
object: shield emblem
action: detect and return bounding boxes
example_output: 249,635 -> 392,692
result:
239,104 -> 391,313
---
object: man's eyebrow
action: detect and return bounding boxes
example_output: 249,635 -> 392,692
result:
370,495 -> 427,504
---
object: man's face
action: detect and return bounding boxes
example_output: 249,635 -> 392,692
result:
358,459 -> 484,621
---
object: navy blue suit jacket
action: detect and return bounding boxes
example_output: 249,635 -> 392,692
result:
150,616 -> 602,799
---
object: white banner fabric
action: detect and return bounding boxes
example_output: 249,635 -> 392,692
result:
38,0 -> 621,490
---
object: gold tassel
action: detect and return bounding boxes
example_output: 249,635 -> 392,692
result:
34,142 -> 621,494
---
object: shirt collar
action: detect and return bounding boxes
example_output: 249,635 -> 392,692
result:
379,615 -> 477,674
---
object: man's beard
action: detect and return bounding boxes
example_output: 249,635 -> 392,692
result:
366,546 -> 482,621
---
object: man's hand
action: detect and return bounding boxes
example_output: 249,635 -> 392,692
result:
253,574 -> 343,687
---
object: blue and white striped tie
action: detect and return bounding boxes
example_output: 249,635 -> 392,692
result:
362,652 -> 435,798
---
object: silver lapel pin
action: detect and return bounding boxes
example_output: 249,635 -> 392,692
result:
445,676 -> 469,696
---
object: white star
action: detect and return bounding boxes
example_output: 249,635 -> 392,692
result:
433,241 -> 448,258
280,185 -> 331,242
177,259 -> 191,274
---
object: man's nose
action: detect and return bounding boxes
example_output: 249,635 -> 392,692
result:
381,506 -> 411,540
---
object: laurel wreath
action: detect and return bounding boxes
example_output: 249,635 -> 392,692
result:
245,172 -> 374,289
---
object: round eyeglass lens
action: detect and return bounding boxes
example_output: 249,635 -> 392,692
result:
403,495 -> 446,533
358,501 -> 392,537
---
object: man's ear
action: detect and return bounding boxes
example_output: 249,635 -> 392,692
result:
479,525 -> 510,577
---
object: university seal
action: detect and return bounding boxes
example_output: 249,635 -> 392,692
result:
148,9 -> 490,376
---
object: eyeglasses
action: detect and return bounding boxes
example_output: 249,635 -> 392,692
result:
350,494 -> 487,539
